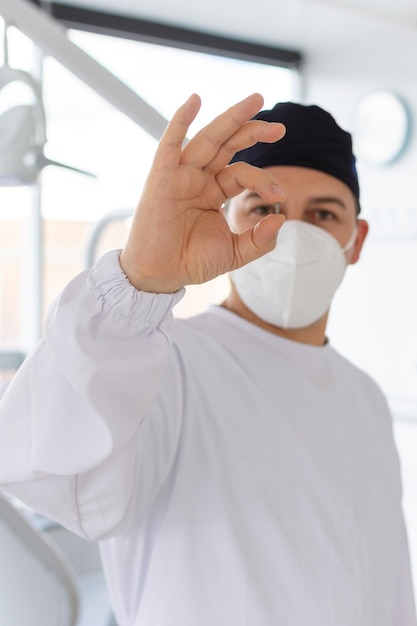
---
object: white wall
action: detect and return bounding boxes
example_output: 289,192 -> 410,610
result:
302,14 -> 417,419
300,14 -> 417,593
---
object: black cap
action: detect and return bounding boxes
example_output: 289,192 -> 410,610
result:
230,102 -> 360,210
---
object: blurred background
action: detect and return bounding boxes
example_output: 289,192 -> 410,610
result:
0,1 -> 416,623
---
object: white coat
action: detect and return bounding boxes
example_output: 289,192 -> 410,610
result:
0,250 -> 415,625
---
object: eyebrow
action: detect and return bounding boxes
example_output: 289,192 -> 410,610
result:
308,196 -> 347,209
243,192 -> 348,210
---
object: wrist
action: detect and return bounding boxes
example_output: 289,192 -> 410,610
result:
119,250 -> 182,294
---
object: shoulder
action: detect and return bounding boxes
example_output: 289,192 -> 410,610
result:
173,306 -> 235,344
328,344 -> 390,412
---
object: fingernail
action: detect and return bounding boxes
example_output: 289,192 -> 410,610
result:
271,185 -> 285,200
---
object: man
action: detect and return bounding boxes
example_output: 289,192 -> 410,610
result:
0,93 -> 415,625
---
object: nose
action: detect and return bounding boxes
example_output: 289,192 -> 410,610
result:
276,202 -> 303,221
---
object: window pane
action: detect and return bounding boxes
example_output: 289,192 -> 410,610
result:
0,23 -> 39,358
0,192 -> 30,346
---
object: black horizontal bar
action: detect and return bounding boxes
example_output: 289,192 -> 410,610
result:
26,1 -> 302,69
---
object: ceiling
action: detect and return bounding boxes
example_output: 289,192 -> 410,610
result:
43,0 -> 417,59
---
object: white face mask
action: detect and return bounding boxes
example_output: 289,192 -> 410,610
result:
230,220 -> 357,329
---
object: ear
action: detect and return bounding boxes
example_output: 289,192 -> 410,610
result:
348,218 -> 369,265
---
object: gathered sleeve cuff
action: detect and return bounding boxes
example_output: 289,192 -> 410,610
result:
1,249 -> 185,480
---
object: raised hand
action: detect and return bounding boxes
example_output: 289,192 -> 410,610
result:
120,93 -> 286,293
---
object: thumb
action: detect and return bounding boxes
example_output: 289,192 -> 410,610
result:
233,214 -> 286,268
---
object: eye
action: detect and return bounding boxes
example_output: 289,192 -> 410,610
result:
251,204 -> 276,217
310,209 -> 337,222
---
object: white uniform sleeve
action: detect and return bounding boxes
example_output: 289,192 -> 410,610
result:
0,249 -> 184,539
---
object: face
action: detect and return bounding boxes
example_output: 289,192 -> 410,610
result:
226,165 -> 368,265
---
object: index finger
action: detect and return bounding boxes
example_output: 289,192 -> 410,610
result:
153,94 -> 202,168
181,93 -> 266,168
